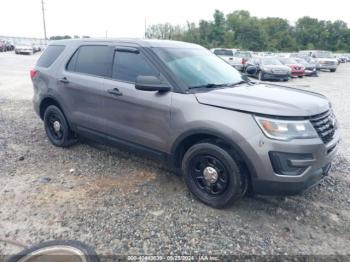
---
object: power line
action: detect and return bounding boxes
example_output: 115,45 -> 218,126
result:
41,0 -> 47,40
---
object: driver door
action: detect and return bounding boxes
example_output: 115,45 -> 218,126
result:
100,47 -> 172,153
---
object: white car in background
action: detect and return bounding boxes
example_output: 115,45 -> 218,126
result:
15,43 -> 34,55
210,48 -> 244,71
299,50 -> 338,72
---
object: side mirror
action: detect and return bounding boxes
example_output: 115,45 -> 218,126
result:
245,65 -> 258,75
135,76 -> 171,92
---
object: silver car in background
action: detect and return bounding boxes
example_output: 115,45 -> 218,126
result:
15,42 -> 34,55
299,50 -> 338,72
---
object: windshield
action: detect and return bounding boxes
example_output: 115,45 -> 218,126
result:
301,56 -> 315,63
235,51 -> 252,58
285,58 -> 298,64
213,49 -> 233,56
153,47 -> 243,88
261,58 -> 282,65
315,51 -> 333,58
278,57 -> 298,64
295,58 -> 307,65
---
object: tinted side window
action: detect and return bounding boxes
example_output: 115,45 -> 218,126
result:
68,46 -> 112,77
36,45 -> 65,68
112,51 -> 158,82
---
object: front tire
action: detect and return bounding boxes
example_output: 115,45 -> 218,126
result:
258,71 -> 265,81
44,105 -> 77,147
182,142 -> 244,208
330,69 -> 336,72
7,240 -> 100,262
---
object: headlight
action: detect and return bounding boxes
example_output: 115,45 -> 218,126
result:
262,68 -> 273,73
254,116 -> 318,141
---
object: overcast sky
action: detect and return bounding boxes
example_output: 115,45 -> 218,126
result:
1,0 -> 349,39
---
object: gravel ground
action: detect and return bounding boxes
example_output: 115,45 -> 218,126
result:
0,52 -> 350,258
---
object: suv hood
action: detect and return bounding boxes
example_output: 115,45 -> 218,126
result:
262,65 -> 290,70
315,58 -> 337,62
261,65 -> 290,73
194,83 -> 329,117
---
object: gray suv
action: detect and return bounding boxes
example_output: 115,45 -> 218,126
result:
31,39 -> 340,208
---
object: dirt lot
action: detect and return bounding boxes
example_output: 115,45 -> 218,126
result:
0,52 -> 350,258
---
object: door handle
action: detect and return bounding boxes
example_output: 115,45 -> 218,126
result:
107,88 -> 123,96
59,77 -> 69,84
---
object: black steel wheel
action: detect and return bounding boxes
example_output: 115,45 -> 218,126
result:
44,105 -> 77,147
182,142 -> 244,208
189,154 -> 229,196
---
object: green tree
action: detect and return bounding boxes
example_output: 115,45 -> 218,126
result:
226,11 -> 268,51
209,10 -> 226,47
145,9 -> 350,52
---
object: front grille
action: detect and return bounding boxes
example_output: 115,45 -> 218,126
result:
322,61 -> 336,65
272,70 -> 286,74
309,110 -> 336,144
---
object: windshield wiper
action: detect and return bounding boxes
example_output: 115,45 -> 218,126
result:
188,83 -> 230,89
228,80 -> 247,87
188,80 -> 252,90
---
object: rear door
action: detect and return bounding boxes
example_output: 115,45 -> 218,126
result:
59,44 -> 114,133
100,46 -> 172,153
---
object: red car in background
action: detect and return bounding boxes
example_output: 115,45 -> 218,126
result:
278,57 -> 305,78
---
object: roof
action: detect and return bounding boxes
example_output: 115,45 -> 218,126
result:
49,38 -> 202,48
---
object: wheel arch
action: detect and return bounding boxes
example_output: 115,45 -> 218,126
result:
39,96 -> 69,124
170,129 -> 258,179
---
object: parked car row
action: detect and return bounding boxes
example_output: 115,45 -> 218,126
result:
0,39 -> 45,55
211,48 -> 347,82
0,39 -> 15,52
335,54 -> 350,63
15,42 -> 44,55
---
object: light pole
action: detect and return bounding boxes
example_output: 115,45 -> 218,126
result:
41,0 -> 47,40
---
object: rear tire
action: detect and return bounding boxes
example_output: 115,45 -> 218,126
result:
330,69 -> 336,72
44,105 -> 77,147
182,142 -> 244,208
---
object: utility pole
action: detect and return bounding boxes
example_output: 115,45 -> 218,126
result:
41,0 -> 47,40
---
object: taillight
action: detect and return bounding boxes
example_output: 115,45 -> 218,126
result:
30,69 -> 38,80
241,58 -> 246,64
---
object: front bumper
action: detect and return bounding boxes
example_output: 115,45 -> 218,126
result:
317,64 -> 337,70
291,70 -> 305,77
305,68 -> 317,76
238,128 -> 340,195
16,49 -> 33,54
262,72 -> 289,80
